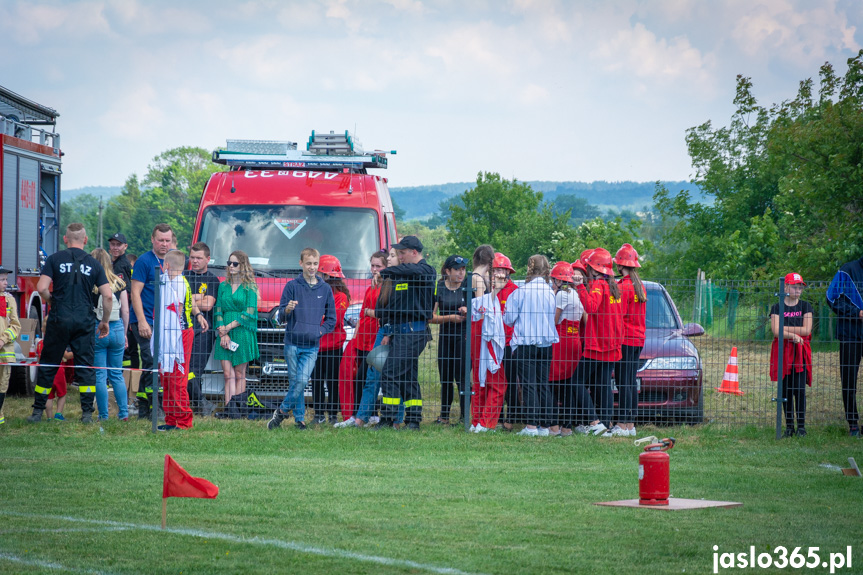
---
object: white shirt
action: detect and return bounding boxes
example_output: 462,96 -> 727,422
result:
555,289 -> 584,324
503,277 -> 559,350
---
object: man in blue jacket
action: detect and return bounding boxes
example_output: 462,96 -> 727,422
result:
827,254 -> 863,436
268,248 -> 336,430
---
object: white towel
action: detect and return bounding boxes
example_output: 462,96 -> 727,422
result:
152,273 -> 185,374
471,293 -> 506,386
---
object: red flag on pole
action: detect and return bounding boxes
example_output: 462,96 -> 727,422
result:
162,454 -> 219,499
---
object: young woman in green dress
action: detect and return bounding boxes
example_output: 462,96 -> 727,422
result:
214,250 -> 259,406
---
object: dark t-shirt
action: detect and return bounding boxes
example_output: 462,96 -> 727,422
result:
183,269 -> 221,334
112,253 -> 133,294
770,300 -> 814,328
130,250 -> 164,325
43,248 -> 109,322
434,279 -> 467,336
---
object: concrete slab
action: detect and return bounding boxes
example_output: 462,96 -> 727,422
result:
594,498 -> 743,510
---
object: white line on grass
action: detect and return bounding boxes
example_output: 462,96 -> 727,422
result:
0,551 -> 121,574
0,511 -> 489,575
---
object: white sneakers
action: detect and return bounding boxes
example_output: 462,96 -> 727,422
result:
474,424 -> 490,433
368,416 -> 380,425
537,427 -> 550,437
516,427 -> 539,436
587,423 -> 607,436
602,425 -> 629,437
334,416 -> 357,428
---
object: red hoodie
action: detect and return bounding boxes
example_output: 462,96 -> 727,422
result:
319,291 -> 348,351
618,275 -> 646,348
576,278 -> 624,362
355,285 -> 380,352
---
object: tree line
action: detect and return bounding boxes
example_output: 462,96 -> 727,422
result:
62,51 -> 863,281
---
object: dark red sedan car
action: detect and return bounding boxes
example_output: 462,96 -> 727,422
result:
612,281 -> 705,423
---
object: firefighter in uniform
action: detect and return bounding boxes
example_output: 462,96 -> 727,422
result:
374,236 -> 435,430
27,223 -> 112,423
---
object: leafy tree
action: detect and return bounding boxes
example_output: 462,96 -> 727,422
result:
654,51 -> 863,280
397,221 -> 449,272
444,172 -> 571,272
551,194 -> 603,224
60,193 -> 101,239
536,216 -> 653,275
94,147 -> 226,256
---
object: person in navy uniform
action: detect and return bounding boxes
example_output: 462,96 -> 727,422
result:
27,223 -> 112,424
374,236 -> 436,430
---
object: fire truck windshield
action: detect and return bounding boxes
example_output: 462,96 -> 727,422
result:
198,205 -> 379,278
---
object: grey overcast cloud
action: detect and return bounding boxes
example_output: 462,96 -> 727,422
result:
1,0 -> 861,190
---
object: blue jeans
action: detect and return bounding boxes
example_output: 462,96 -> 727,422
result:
280,343 -> 319,421
94,320 -> 128,420
356,326 -> 403,423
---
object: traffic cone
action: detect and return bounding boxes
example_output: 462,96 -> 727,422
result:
715,347 -> 744,395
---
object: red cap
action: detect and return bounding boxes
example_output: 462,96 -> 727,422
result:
784,272 -> 806,286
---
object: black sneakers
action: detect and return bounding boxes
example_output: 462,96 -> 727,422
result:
81,413 -> 93,424
405,422 -> 420,431
295,421 -> 307,430
267,408 -> 288,430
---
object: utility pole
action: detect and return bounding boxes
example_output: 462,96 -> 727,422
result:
98,196 -> 104,249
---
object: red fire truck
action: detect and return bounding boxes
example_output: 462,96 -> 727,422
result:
191,132 -> 398,398
0,86 -> 62,394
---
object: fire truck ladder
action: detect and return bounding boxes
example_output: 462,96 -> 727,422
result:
212,131 -> 395,171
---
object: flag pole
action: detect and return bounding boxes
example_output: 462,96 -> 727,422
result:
162,497 -> 167,529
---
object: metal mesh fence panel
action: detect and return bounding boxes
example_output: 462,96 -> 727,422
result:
144,272 -> 859,434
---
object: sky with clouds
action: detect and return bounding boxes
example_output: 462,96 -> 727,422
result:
1,0 -> 861,190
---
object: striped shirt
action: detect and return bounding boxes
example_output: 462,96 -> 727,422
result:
503,277 -> 559,350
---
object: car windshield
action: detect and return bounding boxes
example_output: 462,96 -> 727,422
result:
198,205 -> 379,277
645,288 -> 680,329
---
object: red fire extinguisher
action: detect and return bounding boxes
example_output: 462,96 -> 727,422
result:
639,437 -> 675,505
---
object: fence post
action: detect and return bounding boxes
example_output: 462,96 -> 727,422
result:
151,266 -> 162,434
727,289 -> 739,331
774,278 -> 786,440
693,269 -> 702,324
819,301 -> 832,342
706,278 -> 714,327
462,278 -> 472,432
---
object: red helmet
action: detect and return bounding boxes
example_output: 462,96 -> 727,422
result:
585,248 -> 614,276
492,252 -> 515,274
318,254 -> 344,278
579,249 -> 594,267
613,243 -> 641,268
550,261 -> 574,283
571,259 -> 587,273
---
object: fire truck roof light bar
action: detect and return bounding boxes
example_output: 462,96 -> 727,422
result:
226,140 -> 297,154
213,131 -> 393,170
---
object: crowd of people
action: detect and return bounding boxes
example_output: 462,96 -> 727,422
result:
2,221 -> 862,438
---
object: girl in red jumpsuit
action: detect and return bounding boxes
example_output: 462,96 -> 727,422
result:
572,248 -> 624,436
612,244 -> 647,437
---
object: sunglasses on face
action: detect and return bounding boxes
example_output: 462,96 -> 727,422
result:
227,261 -> 240,267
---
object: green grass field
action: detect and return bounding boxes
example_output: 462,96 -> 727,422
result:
1,396 -> 862,575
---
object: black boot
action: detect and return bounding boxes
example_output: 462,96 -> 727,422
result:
26,408 -> 44,423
